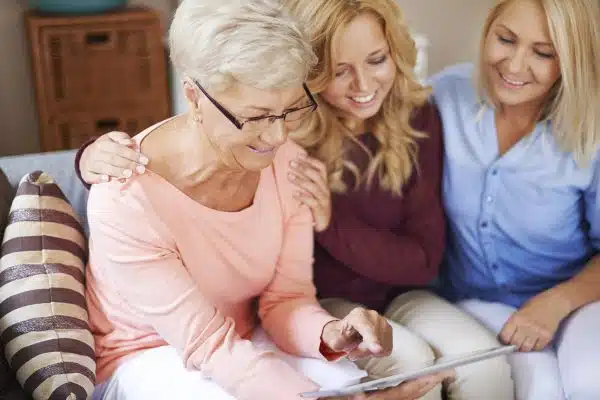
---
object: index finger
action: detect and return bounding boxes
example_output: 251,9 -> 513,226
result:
103,140 -> 148,165
346,319 -> 382,354
298,154 -> 327,177
499,318 -> 518,345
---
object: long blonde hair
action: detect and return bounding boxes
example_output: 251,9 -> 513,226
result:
477,0 -> 600,164
286,0 -> 431,194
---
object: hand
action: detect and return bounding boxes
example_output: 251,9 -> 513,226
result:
289,155 -> 331,232
321,307 -> 392,361
499,286 -> 573,351
322,370 -> 454,400
80,131 -> 149,184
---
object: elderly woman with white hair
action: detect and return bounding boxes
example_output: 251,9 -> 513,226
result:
83,0 -> 416,399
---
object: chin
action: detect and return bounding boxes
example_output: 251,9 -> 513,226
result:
344,103 -> 382,123
242,156 -> 277,171
492,88 -> 539,108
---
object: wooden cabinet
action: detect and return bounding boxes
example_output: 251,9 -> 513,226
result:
25,7 -> 171,151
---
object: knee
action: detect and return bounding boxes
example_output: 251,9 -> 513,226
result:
392,334 -> 436,367
372,331 -> 435,378
563,368 -> 600,400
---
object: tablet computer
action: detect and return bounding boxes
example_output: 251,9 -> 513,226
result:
300,344 -> 516,398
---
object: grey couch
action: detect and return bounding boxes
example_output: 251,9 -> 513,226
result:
0,149 -> 89,400
0,150 -> 89,231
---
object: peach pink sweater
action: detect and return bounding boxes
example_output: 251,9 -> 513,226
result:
85,125 -> 335,399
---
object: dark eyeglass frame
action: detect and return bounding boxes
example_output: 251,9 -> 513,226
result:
193,80 -> 318,130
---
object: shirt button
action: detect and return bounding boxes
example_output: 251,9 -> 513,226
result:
486,196 -> 493,204
491,169 -> 499,176
481,221 -> 489,228
491,264 -> 498,270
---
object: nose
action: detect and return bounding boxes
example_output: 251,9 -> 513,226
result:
261,119 -> 287,147
507,47 -> 527,74
352,68 -> 370,92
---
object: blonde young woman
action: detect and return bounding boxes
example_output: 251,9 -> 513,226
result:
431,0 -> 600,398
76,2 -> 514,399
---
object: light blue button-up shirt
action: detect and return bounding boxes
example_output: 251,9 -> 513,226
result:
430,64 -> 600,308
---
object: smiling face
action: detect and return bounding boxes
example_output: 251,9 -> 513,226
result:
189,82 -> 311,171
483,0 -> 561,110
320,12 -> 396,130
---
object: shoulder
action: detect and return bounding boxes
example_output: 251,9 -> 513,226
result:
87,175 -> 173,242
427,63 -> 477,105
410,102 -> 443,152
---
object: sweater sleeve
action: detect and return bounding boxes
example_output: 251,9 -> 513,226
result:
258,203 -> 338,358
315,103 -> 446,286
74,136 -> 97,190
87,183 -> 321,400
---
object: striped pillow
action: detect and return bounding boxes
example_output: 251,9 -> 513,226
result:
0,171 -> 95,400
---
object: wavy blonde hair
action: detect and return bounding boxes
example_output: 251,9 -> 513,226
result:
286,0 -> 431,194
477,0 -> 600,164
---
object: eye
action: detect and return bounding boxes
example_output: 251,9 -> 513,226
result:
497,35 -> 515,44
335,69 -> 348,78
534,50 -> 555,59
368,55 -> 388,65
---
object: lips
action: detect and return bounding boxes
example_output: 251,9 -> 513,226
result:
351,92 -> 376,103
499,71 -> 529,88
247,145 -> 274,154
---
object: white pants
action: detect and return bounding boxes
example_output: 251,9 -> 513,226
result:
92,329 -> 367,400
321,290 -> 514,400
458,299 -> 600,400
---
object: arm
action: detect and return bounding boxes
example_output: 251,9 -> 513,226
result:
315,104 -> 445,286
87,185 -> 320,400
499,159 -> 600,351
552,163 -> 600,311
74,137 -> 97,190
258,203 -> 339,358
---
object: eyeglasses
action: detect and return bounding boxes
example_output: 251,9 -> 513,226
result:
194,80 -> 318,132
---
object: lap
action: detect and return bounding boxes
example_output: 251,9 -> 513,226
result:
556,300 -> 600,398
386,291 -> 503,355
93,346 -> 236,400
458,298 -> 565,400
93,328 -> 366,400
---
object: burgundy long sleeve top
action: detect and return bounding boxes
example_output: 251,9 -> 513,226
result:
313,102 -> 445,312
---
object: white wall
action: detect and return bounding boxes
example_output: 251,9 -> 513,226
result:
396,0 -> 495,75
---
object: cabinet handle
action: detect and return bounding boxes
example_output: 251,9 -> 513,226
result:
86,32 -> 111,46
96,119 -> 120,132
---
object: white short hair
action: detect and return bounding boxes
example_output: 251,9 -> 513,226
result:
169,0 -> 317,92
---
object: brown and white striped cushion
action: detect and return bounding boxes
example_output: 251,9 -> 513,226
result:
0,171 -> 95,400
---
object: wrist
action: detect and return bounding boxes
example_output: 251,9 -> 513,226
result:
550,282 -> 581,316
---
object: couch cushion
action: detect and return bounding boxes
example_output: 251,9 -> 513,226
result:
0,150 -> 89,236
0,171 -> 95,400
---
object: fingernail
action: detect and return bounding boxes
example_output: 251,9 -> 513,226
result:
100,174 -> 109,182
139,155 -> 149,165
123,169 -> 133,178
290,160 -> 298,167
370,344 -> 383,353
136,165 -> 146,174
288,172 -> 296,181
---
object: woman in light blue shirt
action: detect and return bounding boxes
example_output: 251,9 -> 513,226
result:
431,0 -> 600,399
